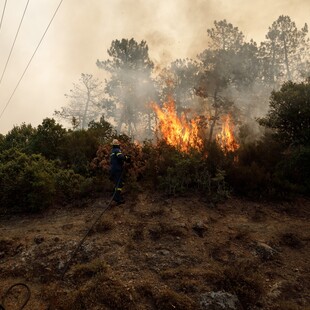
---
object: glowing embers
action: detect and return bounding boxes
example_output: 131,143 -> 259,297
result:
216,115 -> 239,152
151,98 -> 203,153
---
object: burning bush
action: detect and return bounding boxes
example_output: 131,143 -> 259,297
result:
151,97 -> 239,154
91,130 -> 234,200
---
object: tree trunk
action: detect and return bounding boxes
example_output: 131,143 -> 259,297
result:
82,91 -> 90,129
147,111 -> 152,137
208,89 -> 219,143
271,41 -> 276,85
283,38 -> 292,80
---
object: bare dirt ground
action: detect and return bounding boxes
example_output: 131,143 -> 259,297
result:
0,193 -> 309,309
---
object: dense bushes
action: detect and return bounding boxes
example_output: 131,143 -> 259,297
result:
225,79 -> 310,198
0,149 -> 94,212
226,135 -> 310,199
0,79 -> 309,213
0,117 -> 118,214
0,123 -> 36,154
58,130 -> 100,175
0,150 -> 56,212
29,118 -> 66,159
142,141 -> 229,198
274,146 -> 310,194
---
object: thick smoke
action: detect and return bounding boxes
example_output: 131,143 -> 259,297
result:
0,0 -> 309,134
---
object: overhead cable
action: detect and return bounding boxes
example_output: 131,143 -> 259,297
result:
0,0 -> 7,33
0,0 -> 31,85
0,0 -> 64,120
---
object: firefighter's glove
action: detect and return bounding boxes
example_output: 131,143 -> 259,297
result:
125,155 -> 131,163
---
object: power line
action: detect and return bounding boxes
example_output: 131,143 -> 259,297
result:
0,0 -> 30,85
0,0 -> 64,121
0,0 -> 7,33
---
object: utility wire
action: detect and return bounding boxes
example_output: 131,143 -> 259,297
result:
0,0 -> 7,33
0,0 -> 64,120
0,0 -> 30,85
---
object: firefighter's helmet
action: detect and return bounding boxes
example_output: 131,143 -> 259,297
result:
111,139 -> 120,146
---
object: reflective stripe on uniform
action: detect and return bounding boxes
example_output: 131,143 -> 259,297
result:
116,152 -> 122,156
115,187 -> 123,191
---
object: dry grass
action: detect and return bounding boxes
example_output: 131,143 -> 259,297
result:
148,222 -> 187,241
89,219 -> 114,235
1,195 -> 309,309
219,260 -> 265,309
279,232 -> 304,249
69,259 -> 108,282
135,282 -> 198,310
47,274 -> 136,310
154,288 -> 198,310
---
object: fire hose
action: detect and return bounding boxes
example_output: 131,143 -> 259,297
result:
0,283 -> 31,310
60,167 -> 125,279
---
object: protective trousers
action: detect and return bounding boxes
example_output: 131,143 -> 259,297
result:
111,170 -> 123,203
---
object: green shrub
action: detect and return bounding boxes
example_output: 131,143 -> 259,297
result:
0,149 -> 56,212
0,123 -> 36,153
227,162 -> 271,198
205,140 -> 227,175
59,130 -> 100,175
138,140 -> 232,200
258,79 -> 310,147
88,115 -> 116,143
229,138 -> 310,198
157,153 -> 211,195
275,146 -> 310,194
54,169 -> 85,202
29,118 -> 66,159
0,149 -> 98,213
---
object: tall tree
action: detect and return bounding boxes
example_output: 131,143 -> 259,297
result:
207,19 -> 244,51
55,73 -> 104,129
197,20 -> 248,141
97,38 -> 156,136
197,49 -> 235,142
157,58 -> 200,115
258,79 -> 310,147
260,15 -> 309,84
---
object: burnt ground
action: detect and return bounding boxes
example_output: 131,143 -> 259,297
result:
0,193 -> 309,309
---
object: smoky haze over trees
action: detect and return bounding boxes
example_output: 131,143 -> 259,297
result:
260,15 -> 310,85
54,74 -> 104,130
1,15 -> 310,212
96,38 -> 157,137
56,15 -> 309,141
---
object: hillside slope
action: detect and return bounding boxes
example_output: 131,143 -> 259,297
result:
0,194 -> 309,309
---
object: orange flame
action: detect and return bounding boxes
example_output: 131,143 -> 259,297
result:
216,115 -> 239,152
151,98 -> 203,153
152,98 -> 239,154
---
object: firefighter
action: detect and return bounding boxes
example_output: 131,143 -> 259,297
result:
110,139 -> 131,204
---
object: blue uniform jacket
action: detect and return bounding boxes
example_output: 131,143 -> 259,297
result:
110,147 -> 125,173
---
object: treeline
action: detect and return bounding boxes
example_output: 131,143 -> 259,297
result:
1,16 -> 309,214
55,16 -> 310,141
1,79 -> 309,214
0,117 -> 115,213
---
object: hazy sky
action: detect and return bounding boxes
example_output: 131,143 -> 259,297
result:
0,0 -> 309,134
